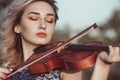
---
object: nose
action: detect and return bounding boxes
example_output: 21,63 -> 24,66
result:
39,20 -> 46,30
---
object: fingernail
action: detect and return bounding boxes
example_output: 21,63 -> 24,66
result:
8,69 -> 13,73
8,70 -> 11,73
4,75 -> 8,79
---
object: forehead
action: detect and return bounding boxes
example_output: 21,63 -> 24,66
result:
23,1 -> 55,15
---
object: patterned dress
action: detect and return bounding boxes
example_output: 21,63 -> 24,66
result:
7,69 -> 61,80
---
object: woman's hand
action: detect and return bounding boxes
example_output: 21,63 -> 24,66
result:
91,46 -> 120,80
99,46 -> 120,64
0,67 -> 11,80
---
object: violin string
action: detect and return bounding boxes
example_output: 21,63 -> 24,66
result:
7,23 -> 97,78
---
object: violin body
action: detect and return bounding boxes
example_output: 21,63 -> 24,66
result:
28,41 -> 109,74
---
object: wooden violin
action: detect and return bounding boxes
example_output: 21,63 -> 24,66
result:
6,23 -> 109,79
27,40 -> 109,74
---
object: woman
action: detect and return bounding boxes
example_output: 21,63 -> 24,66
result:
0,0 -> 119,80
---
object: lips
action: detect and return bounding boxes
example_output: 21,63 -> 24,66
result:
36,32 -> 47,38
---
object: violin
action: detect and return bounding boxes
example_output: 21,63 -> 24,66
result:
27,40 -> 109,74
6,23 -> 109,79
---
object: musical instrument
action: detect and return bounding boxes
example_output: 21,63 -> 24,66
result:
28,40 -> 109,74
6,23 -> 109,78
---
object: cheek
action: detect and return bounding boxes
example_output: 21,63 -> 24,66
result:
20,20 -> 35,33
20,16 -> 37,32
47,26 -> 54,36
19,19 -> 28,32
19,24 -> 35,38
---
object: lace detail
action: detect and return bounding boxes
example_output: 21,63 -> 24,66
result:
7,69 -> 61,80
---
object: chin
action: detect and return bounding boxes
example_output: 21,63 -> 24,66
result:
38,40 -> 50,45
35,38 -> 51,45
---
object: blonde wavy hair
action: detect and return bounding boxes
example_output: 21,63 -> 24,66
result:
0,0 -> 58,67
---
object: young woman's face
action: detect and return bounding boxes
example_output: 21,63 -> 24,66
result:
15,1 -> 56,46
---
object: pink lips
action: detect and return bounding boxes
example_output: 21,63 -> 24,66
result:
36,32 -> 47,38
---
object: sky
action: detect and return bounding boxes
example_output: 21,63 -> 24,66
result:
55,0 -> 120,30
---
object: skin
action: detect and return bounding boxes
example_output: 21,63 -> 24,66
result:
0,1 -> 56,79
14,2 -> 56,61
0,1 -> 120,80
91,46 -> 120,80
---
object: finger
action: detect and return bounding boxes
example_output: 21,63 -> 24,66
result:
107,46 -> 120,62
114,47 -> 120,55
0,67 -> 11,74
0,72 -> 8,79
99,51 -> 108,61
113,47 -> 120,62
108,46 -> 115,58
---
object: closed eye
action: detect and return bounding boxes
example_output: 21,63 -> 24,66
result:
46,19 -> 54,23
28,16 -> 39,21
45,16 -> 55,24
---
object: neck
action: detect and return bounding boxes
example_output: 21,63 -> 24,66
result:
21,40 -> 39,61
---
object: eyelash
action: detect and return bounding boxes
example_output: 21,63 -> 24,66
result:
46,19 -> 54,23
28,17 -> 54,23
29,17 -> 38,21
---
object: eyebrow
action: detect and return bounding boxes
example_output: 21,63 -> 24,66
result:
28,12 -> 55,17
28,12 -> 40,15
